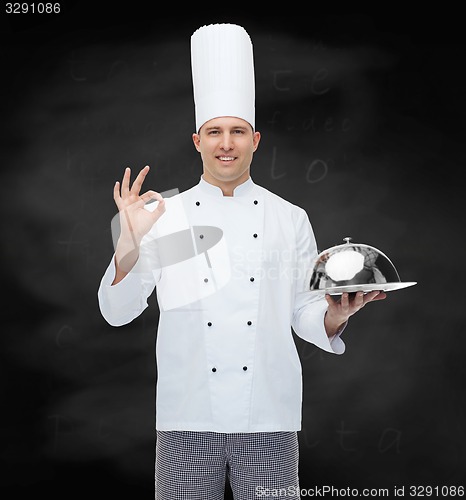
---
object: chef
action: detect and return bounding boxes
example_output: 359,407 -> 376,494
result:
98,23 -> 385,500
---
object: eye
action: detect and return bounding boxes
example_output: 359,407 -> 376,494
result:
232,129 -> 245,134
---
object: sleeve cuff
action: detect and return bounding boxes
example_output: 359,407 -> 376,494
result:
97,256 -> 152,326
327,321 -> 347,355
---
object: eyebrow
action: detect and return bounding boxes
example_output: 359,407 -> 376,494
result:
204,125 -> 249,131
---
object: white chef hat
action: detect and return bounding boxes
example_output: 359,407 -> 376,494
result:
191,23 -> 255,132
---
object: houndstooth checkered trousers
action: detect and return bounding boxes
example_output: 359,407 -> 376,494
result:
155,430 -> 300,499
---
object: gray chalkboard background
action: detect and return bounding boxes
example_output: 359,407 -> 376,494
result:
2,6 -> 465,498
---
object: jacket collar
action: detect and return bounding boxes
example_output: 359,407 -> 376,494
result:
198,175 -> 255,197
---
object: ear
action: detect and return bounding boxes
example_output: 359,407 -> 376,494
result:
252,130 -> 261,152
192,133 -> 201,152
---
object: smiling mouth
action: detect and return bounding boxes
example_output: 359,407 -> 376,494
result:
217,156 -> 236,162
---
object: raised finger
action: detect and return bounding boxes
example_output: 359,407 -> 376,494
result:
121,167 -> 131,197
113,180 -> 122,210
130,165 -> 150,196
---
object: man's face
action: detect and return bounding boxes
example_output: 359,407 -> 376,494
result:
192,116 -> 261,187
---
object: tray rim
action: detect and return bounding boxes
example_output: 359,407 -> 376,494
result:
310,281 -> 417,295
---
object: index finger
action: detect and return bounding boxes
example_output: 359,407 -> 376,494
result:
363,290 -> 385,305
130,165 -> 150,196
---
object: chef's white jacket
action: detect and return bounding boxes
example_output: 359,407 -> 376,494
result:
98,176 -> 345,433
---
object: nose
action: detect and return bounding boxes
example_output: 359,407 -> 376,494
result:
220,133 -> 233,151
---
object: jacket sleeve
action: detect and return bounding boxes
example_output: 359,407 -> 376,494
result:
291,208 -> 346,355
97,232 -> 160,327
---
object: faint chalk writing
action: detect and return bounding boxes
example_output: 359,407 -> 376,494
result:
271,70 -> 292,91
267,111 -> 352,133
107,60 -> 128,80
310,68 -> 330,95
306,159 -> 328,184
337,420 -> 359,451
300,421 -> 403,453
300,427 -> 320,449
55,324 -> 73,348
271,68 -> 330,95
378,427 -> 402,454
